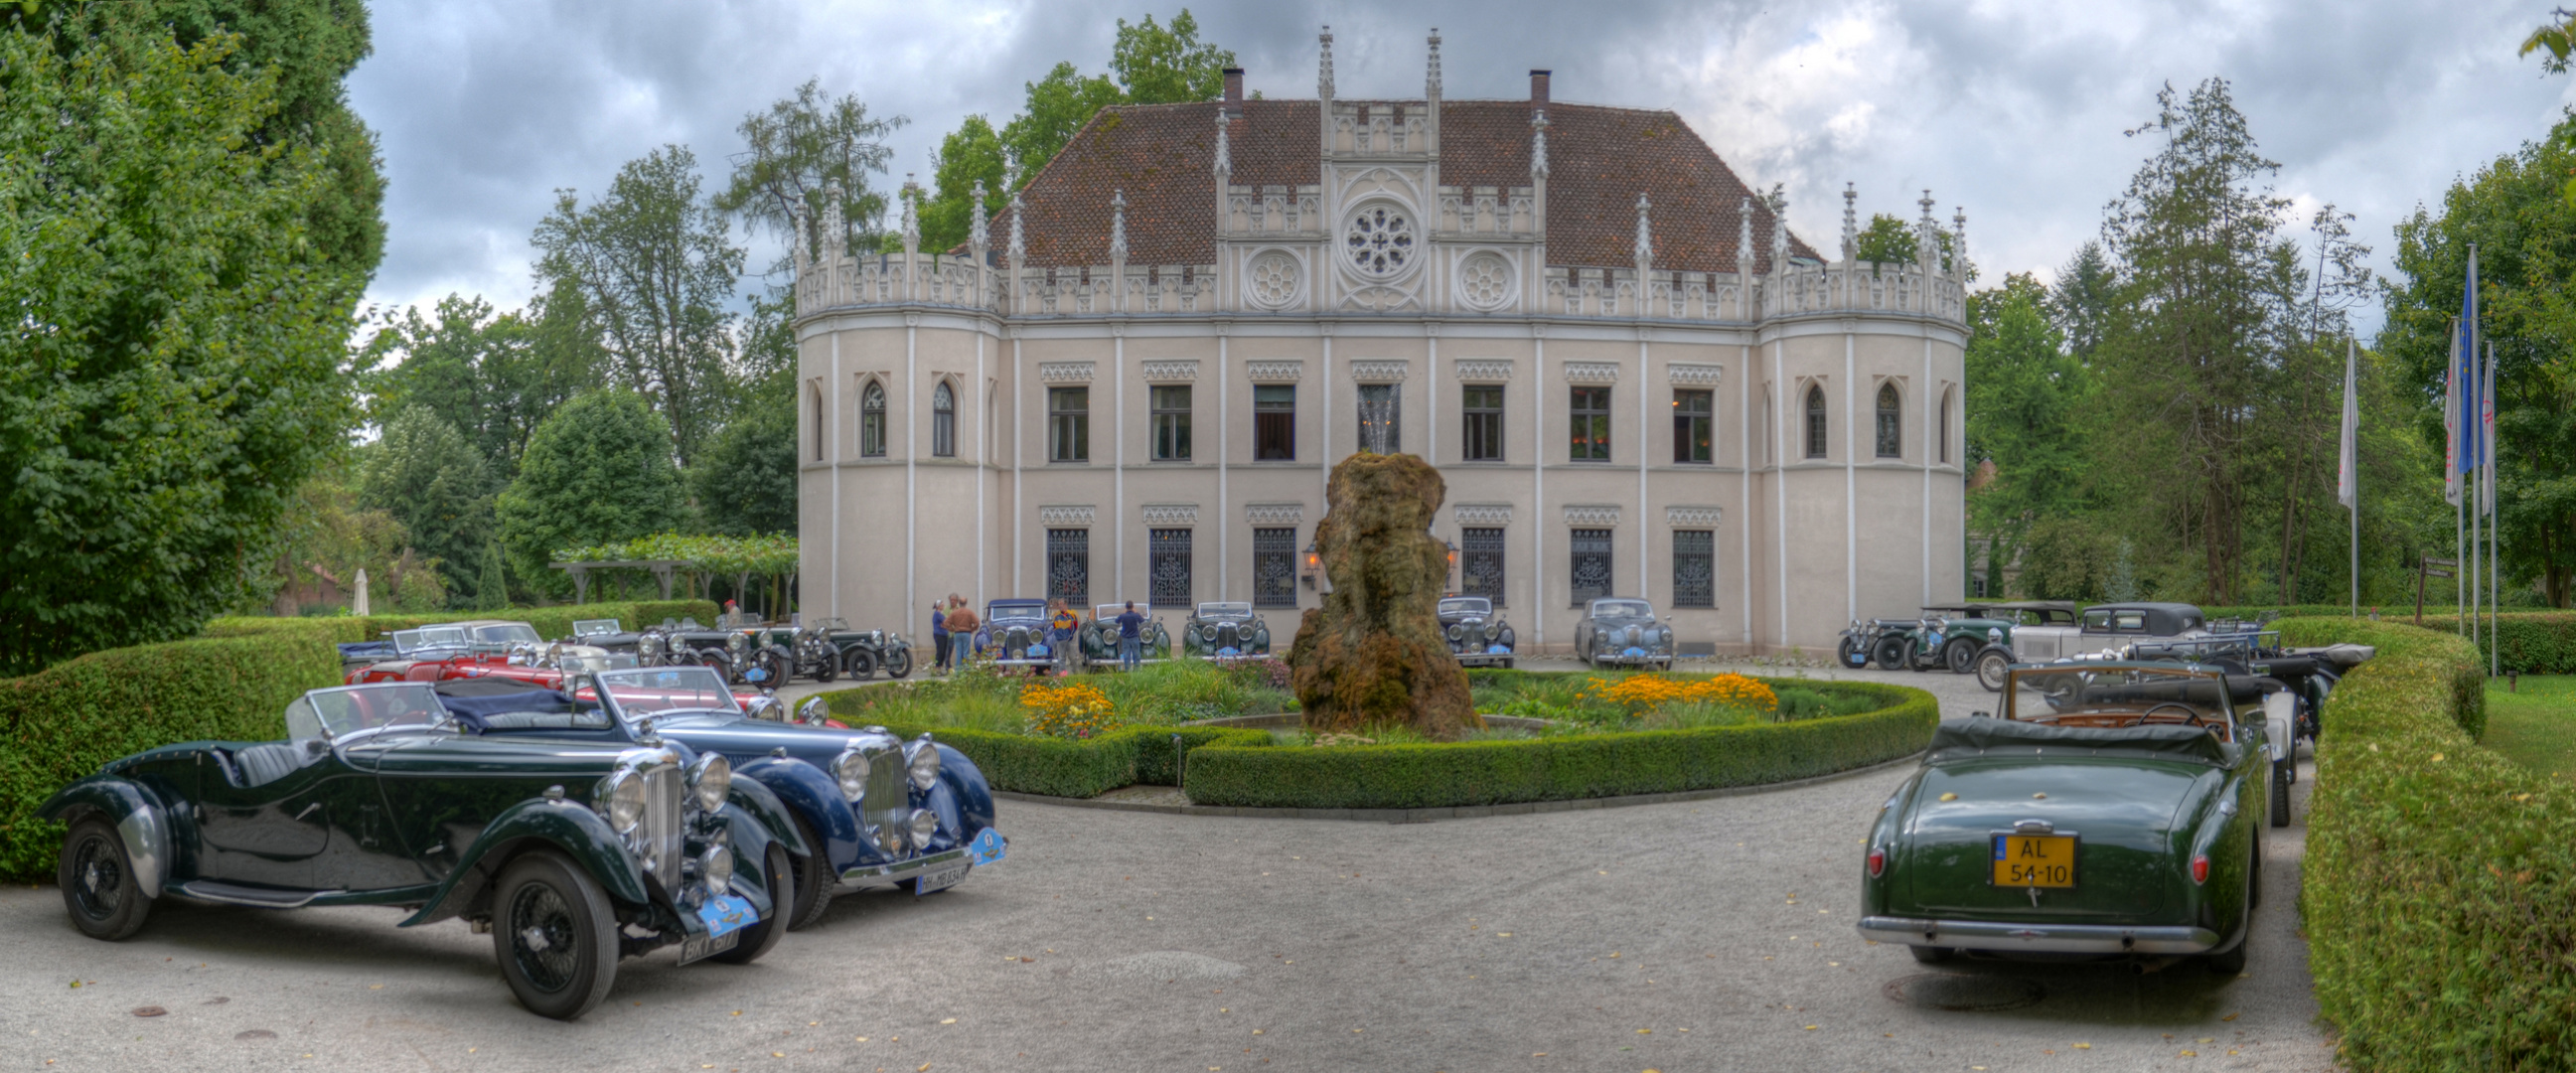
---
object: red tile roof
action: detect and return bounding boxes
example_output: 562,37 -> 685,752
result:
1008,98 -> 1818,272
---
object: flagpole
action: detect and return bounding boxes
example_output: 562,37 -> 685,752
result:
2488,342 -> 2500,679
2349,339 -> 2358,618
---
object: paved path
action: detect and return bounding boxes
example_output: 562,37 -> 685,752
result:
0,665 -> 2334,1072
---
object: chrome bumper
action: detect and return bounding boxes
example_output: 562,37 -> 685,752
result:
836,846 -> 971,885
1452,652 -> 1513,666
1857,915 -> 2220,955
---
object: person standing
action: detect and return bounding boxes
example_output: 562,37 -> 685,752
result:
945,597 -> 981,666
930,599 -> 951,675
1047,600 -> 1081,675
1116,601 -> 1145,672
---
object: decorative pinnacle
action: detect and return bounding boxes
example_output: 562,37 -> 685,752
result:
1634,193 -> 1653,266
1738,195 -> 1754,270
1530,109 -> 1550,179
1214,109 -> 1231,176
1318,26 -> 1335,100
1109,188 -> 1128,259
1427,29 -> 1442,98
969,179 -> 989,249
1769,188 -> 1789,268
818,182 -> 845,260
1840,182 -> 1858,260
1007,191 -> 1025,258
1952,206 -> 1967,271
900,174 -> 920,242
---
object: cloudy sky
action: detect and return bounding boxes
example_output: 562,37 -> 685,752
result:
350,0 -> 2576,332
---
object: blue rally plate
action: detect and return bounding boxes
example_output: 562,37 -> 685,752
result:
744,667 -> 769,683
1487,644 -> 1511,655
1623,647 -> 1647,659
697,893 -> 757,939
969,828 -> 1007,866
1029,644 -> 1049,657
1218,647 -> 1242,657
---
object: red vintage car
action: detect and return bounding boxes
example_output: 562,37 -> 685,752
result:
341,619 -> 812,718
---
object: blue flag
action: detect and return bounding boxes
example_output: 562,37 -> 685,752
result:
2457,246 -> 2483,473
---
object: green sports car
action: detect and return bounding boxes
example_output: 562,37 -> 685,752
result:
1857,661 -> 2281,973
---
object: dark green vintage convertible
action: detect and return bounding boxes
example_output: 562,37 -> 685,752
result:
38,682 -> 805,1019
1857,662 -> 2282,973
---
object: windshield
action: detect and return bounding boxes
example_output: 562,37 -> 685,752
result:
391,626 -> 469,657
1591,600 -> 1653,620
571,618 -> 623,637
561,652 -> 639,674
2005,665 -> 2237,729
286,684 -> 447,741
1196,602 -> 1254,621
989,601 -> 1046,623
471,623 -> 541,646
1439,597 -> 1491,619
594,666 -> 742,719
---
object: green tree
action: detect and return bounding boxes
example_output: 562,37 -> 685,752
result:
475,540 -> 509,611
360,406 -> 498,607
363,284 -> 604,478
533,145 -> 746,467
0,28 -> 363,673
2384,117 -> 2576,607
693,291 -> 798,536
998,62 -> 1129,187
713,77 -> 904,271
24,0 -> 386,274
918,114 -> 1008,253
497,391 -> 688,594
258,453 -> 408,615
1963,272 -> 2096,594
995,10 -> 1236,185
2049,241 -> 2117,359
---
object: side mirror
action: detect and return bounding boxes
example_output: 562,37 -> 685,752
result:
1970,710 -> 1992,719
797,696 -> 832,726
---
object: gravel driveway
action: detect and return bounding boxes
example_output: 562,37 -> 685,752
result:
0,662 -> 2333,1072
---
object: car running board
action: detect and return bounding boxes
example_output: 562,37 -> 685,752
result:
172,880 -> 332,909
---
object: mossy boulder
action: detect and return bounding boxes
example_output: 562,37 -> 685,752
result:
1288,453 -> 1481,738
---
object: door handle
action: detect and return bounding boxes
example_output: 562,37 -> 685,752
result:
293,803 -> 322,822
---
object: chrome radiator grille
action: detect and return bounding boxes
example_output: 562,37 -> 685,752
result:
861,747 -> 909,855
640,763 -> 683,882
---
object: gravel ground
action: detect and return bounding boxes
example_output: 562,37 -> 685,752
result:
0,662 -> 2333,1072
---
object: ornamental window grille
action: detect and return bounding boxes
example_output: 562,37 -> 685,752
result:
1461,528 -> 1506,606
1252,527 -> 1297,607
1673,388 -> 1713,464
1148,529 -> 1192,605
1876,383 -> 1902,458
1805,384 -> 1828,459
1049,386 -> 1089,463
1254,384 -> 1295,460
860,381 -> 887,457
1569,528 -> 1613,604
1151,385 -> 1192,461
1344,206 -> 1414,277
1461,384 -> 1504,461
1357,383 -> 1400,454
1673,530 -> 1715,608
1570,386 -> 1612,462
932,381 -> 956,458
1045,529 -> 1089,605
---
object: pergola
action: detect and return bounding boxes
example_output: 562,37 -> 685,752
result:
549,559 -> 692,604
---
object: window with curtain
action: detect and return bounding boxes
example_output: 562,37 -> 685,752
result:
931,381 -> 956,457
1254,384 -> 1295,460
1569,386 -> 1611,462
1151,385 -> 1192,461
860,381 -> 887,457
1804,384 -> 1827,459
1461,384 -> 1504,461
1875,383 -> 1901,458
1049,386 -> 1089,463
1672,388 -> 1713,463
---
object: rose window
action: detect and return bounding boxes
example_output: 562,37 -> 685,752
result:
1459,253 -> 1512,310
1344,206 -> 1414,278
1248,252 -> 1300,309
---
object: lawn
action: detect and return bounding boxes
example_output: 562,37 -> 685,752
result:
2481,675 -> 2576,779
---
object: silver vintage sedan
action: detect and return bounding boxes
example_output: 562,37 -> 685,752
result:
1574,597 -> 1676,670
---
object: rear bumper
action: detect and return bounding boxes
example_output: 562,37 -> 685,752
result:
1856,915 -> 2220,955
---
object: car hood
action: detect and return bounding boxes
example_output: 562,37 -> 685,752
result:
367,733 -> 653,777
652,712 -> 896,768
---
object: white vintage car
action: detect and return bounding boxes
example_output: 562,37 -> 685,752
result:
1970,602 -> 2275,691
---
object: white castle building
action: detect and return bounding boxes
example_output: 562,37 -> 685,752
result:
794,31 -> 1968,654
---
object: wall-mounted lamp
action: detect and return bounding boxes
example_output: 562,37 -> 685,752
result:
1301,540 -> 1320,589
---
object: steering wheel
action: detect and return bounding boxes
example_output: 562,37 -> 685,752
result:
2140,702 -> 2206,727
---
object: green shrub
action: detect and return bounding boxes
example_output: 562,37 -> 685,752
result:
2273,615 -> 2575,1068
0,635 -> 342,881
202,600 -> 719,646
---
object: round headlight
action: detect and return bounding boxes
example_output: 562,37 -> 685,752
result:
1445,624 -> 1464,641
1485,621 -> 1502,640
729,632 -> 747,652
595,769 -> 644,834
833,748 -> 867,801
1201,626 -> 1217,641
907,808 -> 938,848
690,753 -> 731,813
641,633 -> 662,653
907,739 -> 942,791
699,844 -> 734,896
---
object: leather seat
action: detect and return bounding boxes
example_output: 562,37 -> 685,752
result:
228,742 -> 311,788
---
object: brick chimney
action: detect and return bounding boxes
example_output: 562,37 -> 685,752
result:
1530,70 -> 1551,106
1223,68 -> 1244,116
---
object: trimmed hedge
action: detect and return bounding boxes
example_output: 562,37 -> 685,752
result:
203,600 -> 720,646
825,677 -> 1936,810
0,635 -> 343,881
2276,615 -> 2576,1068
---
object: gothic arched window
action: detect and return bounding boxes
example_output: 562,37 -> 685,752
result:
808,383 -> 825,462
860,381 -> 887,457
1876,383 -> 1902,458
1939,387 -> 1955,464
1804,384 -> 1827,459
932,381 -> 956,458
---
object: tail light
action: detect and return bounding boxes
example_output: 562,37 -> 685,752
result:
2190,853 -> 2210,885
1867,846 -> 1887,877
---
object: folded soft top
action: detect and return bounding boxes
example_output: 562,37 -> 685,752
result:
1929,716 -> 2231,765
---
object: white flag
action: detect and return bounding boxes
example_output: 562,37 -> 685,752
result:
2337,338 -> 2357,509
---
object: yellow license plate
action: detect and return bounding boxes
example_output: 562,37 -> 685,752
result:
1992,835 -> 2078,888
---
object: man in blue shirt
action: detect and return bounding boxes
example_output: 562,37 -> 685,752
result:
929,600 -> 950,676
1115,601 -> 1145,671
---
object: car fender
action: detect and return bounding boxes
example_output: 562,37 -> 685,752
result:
711,802 -> 781,918
721,767 -> 813,859
398,799 -> 650,927
731,756 -> 858,869
37,775 -> 171,898
931,744 -> 996,839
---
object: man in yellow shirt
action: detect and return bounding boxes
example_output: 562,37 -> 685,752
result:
1047,601 -> 1081,674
